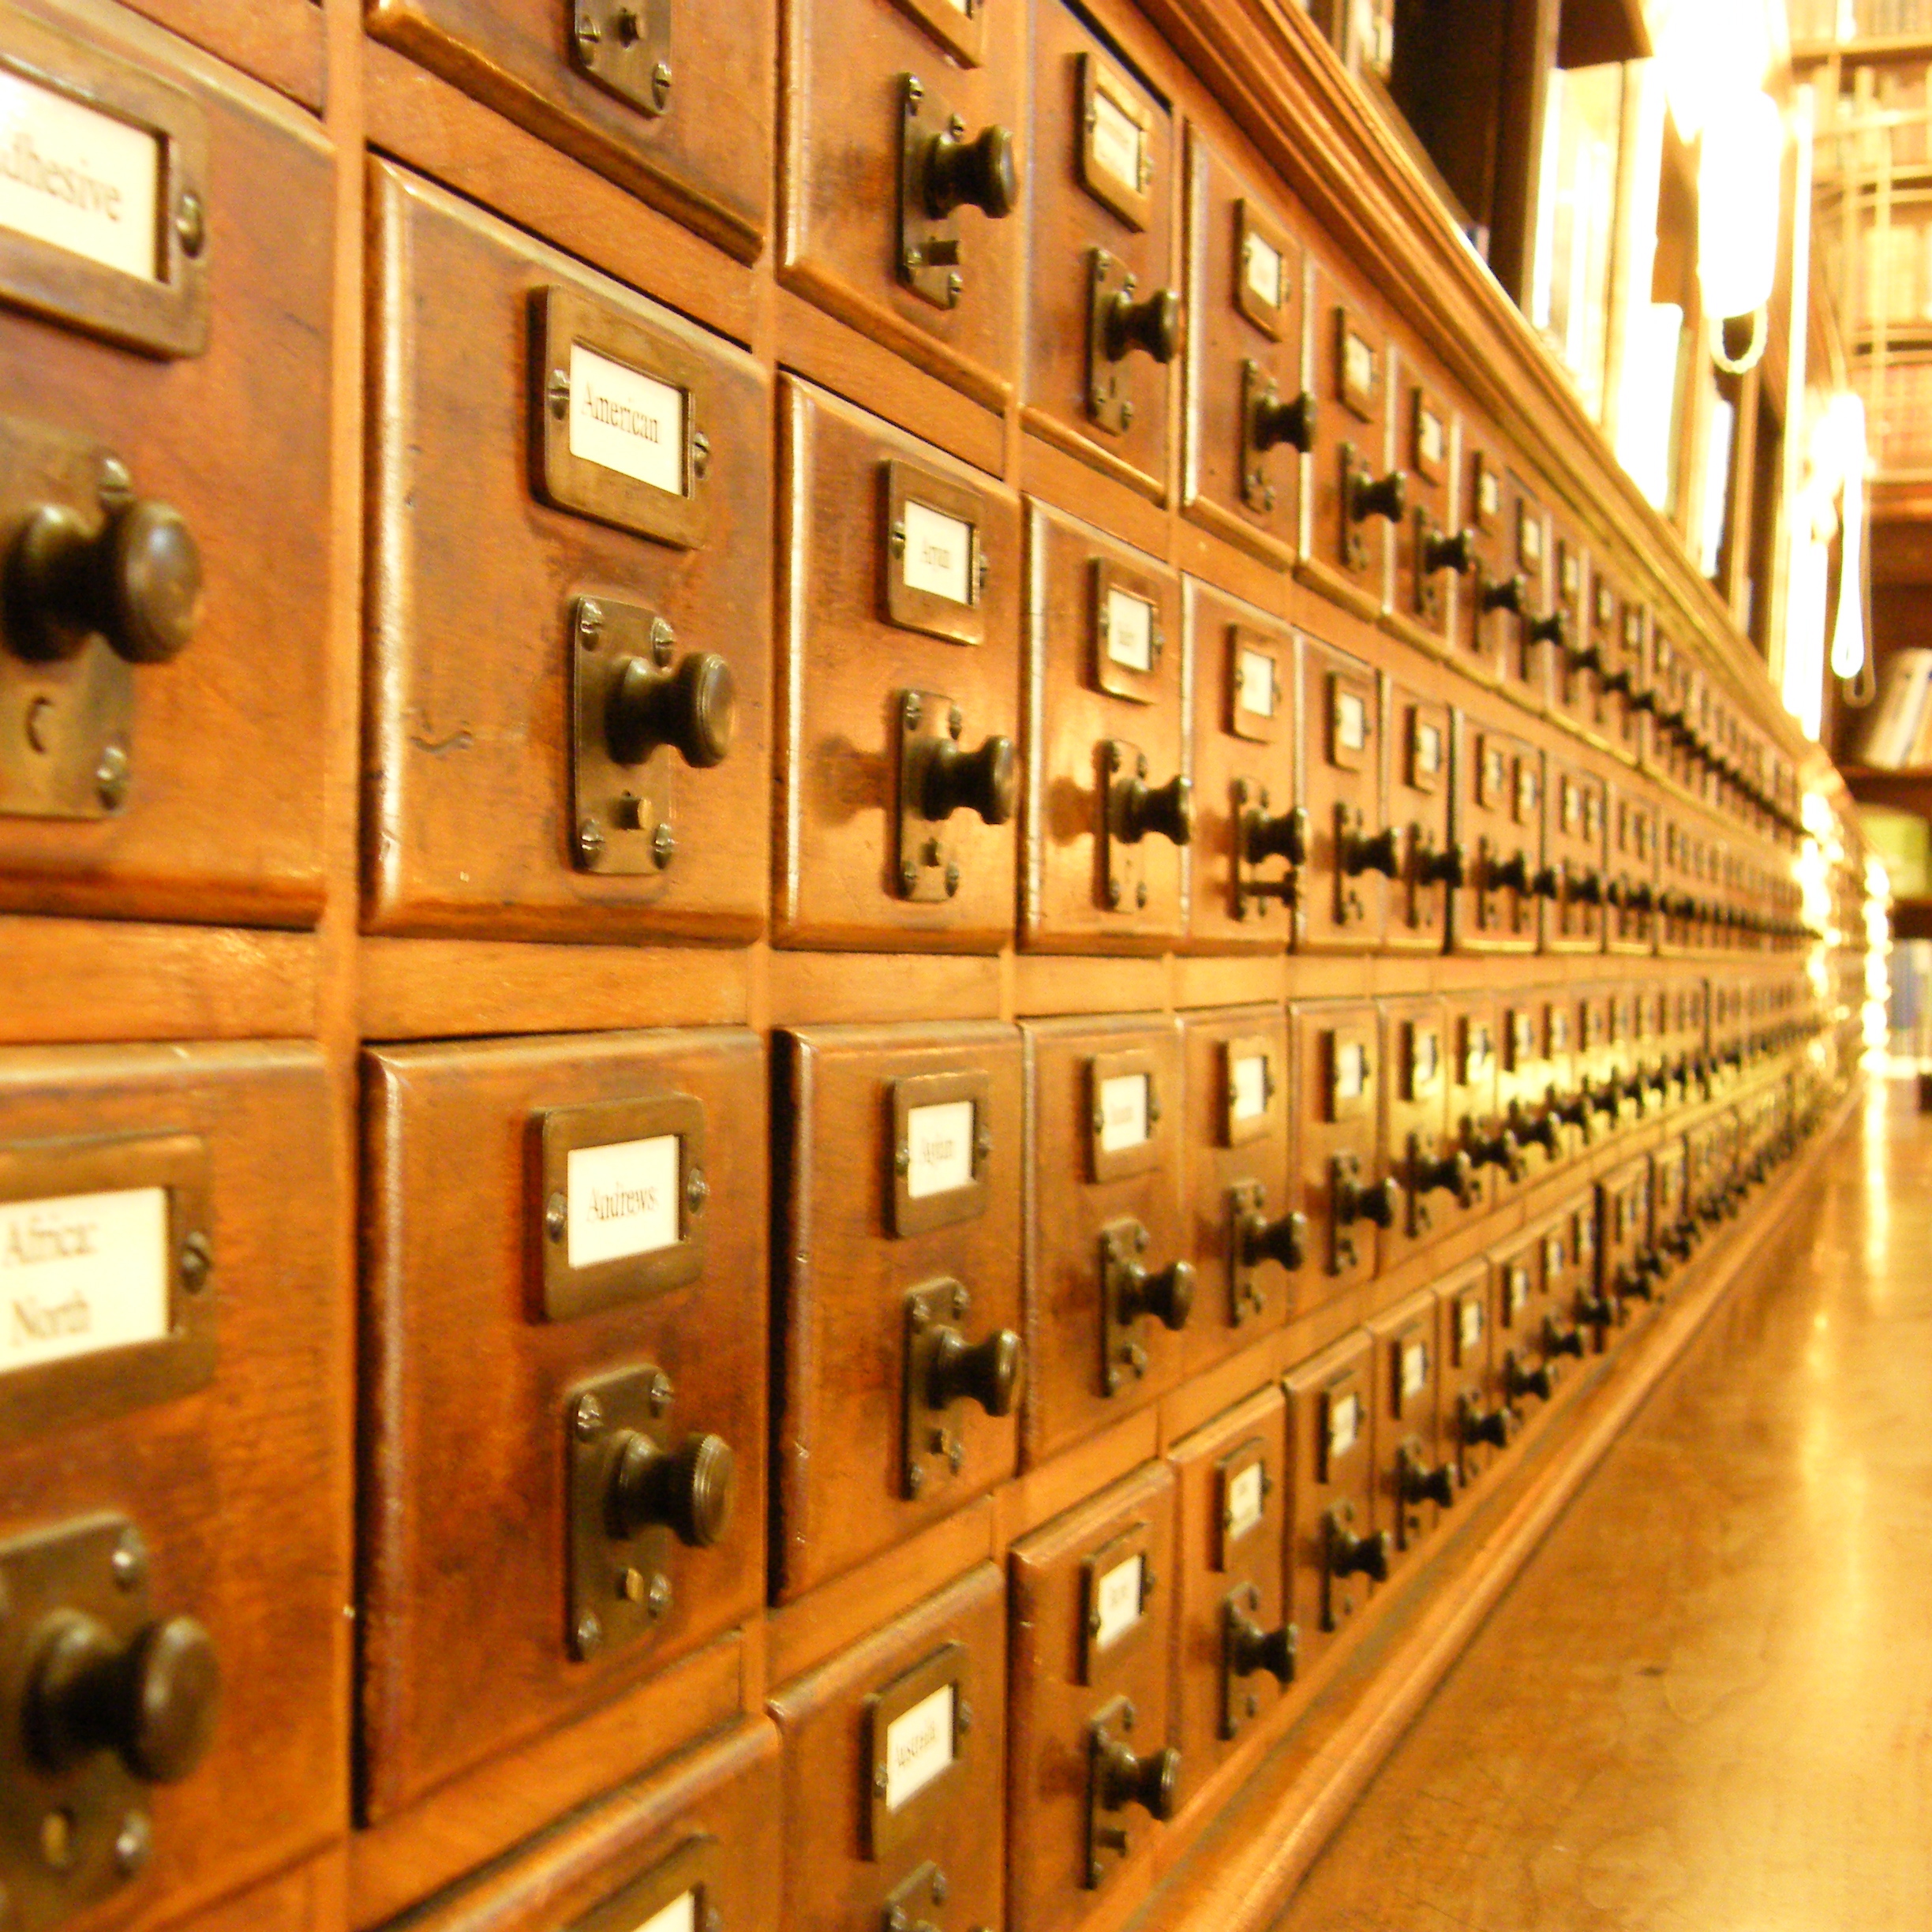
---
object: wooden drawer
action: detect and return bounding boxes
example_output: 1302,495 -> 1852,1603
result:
1389,353 -> 1455,647
1497,989 -> 1566,1175
1282,1331 -> 1377,1679
1435,1260 -> 1508,1488
1607,782 -> 1660,956
123,0 -> 323,110
1383,667 -> 1455,953
773,380 -> 1020,952
1303,262 -> 1395,616
1454,427 -> 1508,683
1181,129 -> 1308,567
1544,752 -> 1608,955
1024,0 -> 1178,500
1492,472 -> 1551,708
1008,1462 -> 1178,1932
1021,1016 -> 1188,1466
1545,527 -> 1591,735
770,1023 -> 1022,1601
1597,1151 -> 1657,1325
1491,1226 -> 1560,1417
779,0 -> 1024,415
0,4 -> 331,927
1166,1386 -> 1290,1803
1445,992 -> 1506,1210
365,163 -> 769,945
1448,710 -> 1543,954
769,1566 -> 1006,1932
358,1028 -> 766,1819
1381,995 -> 1471,1264
366,0 -> 771,260
1366,1288 -> 1454,1575
381,1720 -> 783,1932
1178,1007 -> 1296,1368
1290,999 -> 1387,1295
1020,502 -> 1185,950
0,1043 -> 343,1932
1184,579 -> 1294,949
1297,633 -> 1387,953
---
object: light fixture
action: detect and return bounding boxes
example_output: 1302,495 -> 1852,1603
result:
1825,393 -> 1869,682
1698,88 -> 1784,373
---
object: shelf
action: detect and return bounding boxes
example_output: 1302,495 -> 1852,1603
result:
1795,33 -> 1932,63
1892,896 -> 1932,938
1840,766 -> 1932,810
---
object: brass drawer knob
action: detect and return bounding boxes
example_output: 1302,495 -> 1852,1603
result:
1226,1604 -> 1297,1685
1327,1522 -> 1391,1582
1411,1144 -> 1475,1207
1116,770 -> 1193,848
1243,801 -> 1307,867
1339,822 -> 1402,880
1095,1737 -> 1180,1821
608,1429 -> 736,1549
1481,570 -> 1526,617
1486,848 -> 1531,895
7,498 -> 203,665
1503,1351 -> 1556,1403
1414,833 -> 1466,889
1238,1205 -> 1306,1275
1399,1448 -> 1458,1508
1528,608 -> 1568,651
925,1324 -> 1022,1417
1335,1170 -> 1400,1230
607,649 -> 736,769
1114,1255 -> 1195,1332
1347,466 -> 1406,525
922,121 -> 1019,220
1103,285 -> 1181,365
916,730 -> 1016,826
1460,1401 -> 1513,1450
1250,386 -> 1317,455
1423,525 -> 1477,576
27,1608 -> 220,1785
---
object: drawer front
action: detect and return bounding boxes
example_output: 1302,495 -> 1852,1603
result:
1597,1152 -> 1655,1319
1008,1462 -> 1178,1932
1021,503 -> 1185,949
1493,473 -> 1550,707
359,1028 -> 767,1818
1449,712 -> 1542,953
391,1720 -> 783,1932
1282,1331 -> 1375,1677
780,0 -> 1024,410
1497,990 -> 1567,1174
1021,1017 -> 1187,1465
1446,994 -> 1503,1211
1492,1228 -> 1557,1417
1185,580 -> 1295,949
0,5 -> 331,926
1367,1288 -> 1451,1571
1181,132 -> 1306,564
1435,1261 -> 1506,1488
1297,635 -> 1386,953
1545,528 -> 1590,734
0,1043 -> 343,1932
1455,429 -> 1510,682
1608,784 -> 1660,956
1391,355 -> 1455,645
1179,1008 -> 1295,1368
1544,754 -> 1608,954
1381,995 -> 1466,1265
770,1566 -> 1005,1932
1168,1386 -> 1290,1799
1024,0 -> 1178,495
366,163 -> 770,943
367,0 -> 771,260
1537,1199 -> 1593,1364
124,0 -> 324,108
1383,672 -> 1455,953
1290,1000 -> 1384,1294
1304,268 -> 1394,612
771,1023 -> 1022,1600
775,380 -> 1020,951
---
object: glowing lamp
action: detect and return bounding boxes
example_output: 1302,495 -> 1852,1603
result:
1698,90 -> 1784,322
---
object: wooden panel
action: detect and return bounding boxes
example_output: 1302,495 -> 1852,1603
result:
365,0 -> 770,259
1289,998 -> 1383,1296
1543,750 -> 1608,954
1365,1286 -> 1451,1575
365,162 -> 769,943
1448,706 -> 1541,954
1379,993 -> 1466,1267
774,380 -> 1020,952
121,0 -> 324,109
771,1023 -> 1021,1599
1301,258 -> 1393,616
1443,990 -> 1502,1213
1381,666 -> 1453,953
358,1028 -> 766,1819
1281,1329 -> 1375,1684
0,5 -> 331,927
769,1565 -> 1005,1932
0,1043 -> 345,1931
1295,633 -> 1385,953
1434,1257 -> 1507,1489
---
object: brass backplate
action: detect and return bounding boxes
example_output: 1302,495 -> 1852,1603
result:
1230,781 -> 1294,930
1085,249 -> 1136,436
1339,443 -> 1370,572
901,1277 -> 972,1500
564,1363 -> 678,1663
570,593 -> 674,877
1097,739 -> 1145,915
895,689 -> 962,904
1223,1181 -> 1268,1327
567,0 -> 674,121
1217,1582 -> 1272,1740
1098,1219 -> 1155,1397
1412,507 -> 1444,622
0,1515 -> 158,1932
1082,1695 -> 1139,1887
898,74 -> 964,309
1239,360 -> 1282,516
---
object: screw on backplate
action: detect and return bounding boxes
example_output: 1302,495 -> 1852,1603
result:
549,369 -> 573,418
97,455 -> 133,508
576,1612 -> 604,1655
691,431 -> 710,480
947,1437 -> 965,1472
948,704 -> 964,738
179,1230 -> 212,1292
575,10 -> 601,51
903,691 -> 924,729
578,600 -> 605,643
575,1395 -> 606,1440
955,1700 -> 972,1732
946,271 -> 963,305
886,1910 -> 908,1932
901,860 -> 920,892
906,76 -> 924,105
174,193 -> 204,258
111,1528 -> 148,1590
1121,400 -> 1136,429
546,1192 -> 567,1241
578,818 -> 605,863
945,863 -> 961,897
113,1814 -> 151,1877
952,1284 -> 968,1317
894,1143 -> 912,1175
908,1462 -> 925,1494
646,1572 -> 672,1618
95,741 -> 129,811
1135,881 -> 1148,908
908,1301 -> 928,1331
652,822 -> 676,869
648,1371 -> 675,1414
874,1765 -> 890,1795
652,61 -> 673,109
650,616 -> 676,665
685,1166 -> 708,1213
930,1870 -> 950,1904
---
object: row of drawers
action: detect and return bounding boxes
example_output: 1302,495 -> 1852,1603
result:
0,1021 -> 1828,1932
0,3 -> 1805,948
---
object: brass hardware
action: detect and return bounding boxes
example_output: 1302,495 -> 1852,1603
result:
863,1643 -> 969,1859
1503,1347 -> 1556,1404
884,459 -> 987,646
1077,55 -> 1154,228
1086,251 -> 1178,435
895,690 -> 1012,902
1406,1135 -> 1474,1224
1099,1218 -> 1193,1393
1397,1441 -> 1457,1515
1321,1500 -> 1387,1628
1240,361 -> 1315,515
889,1069 -> 991,1236
1481,570 -> 1526,619
1456,1390 -> 1513,1451
1091,558 -> 1165,703
1462,1118 -> 1526,1184
1225,1181 -> 1303,1325
901,1279 -> 1020,1499
1335,312 -> 1379,419
1234,200 -> 1292,336
1218,1035 -> 1279,1147
568,0 -> 674,119
1230,782 -> 1301,923
567,1837 -> 717,1932
1084,1047 -> 1162,1183
1100,739 -> 1189,912
898,76 -> 1017,310
565,1363 -> 735,1662
0,1515 -> 218,1932
882,1861 -> 949,1932
571,595 -> 732,875
1330,1153 -> 1397,1274
1413,508 -> 1473,620
1219,1585 -> 1294,1736
1339,444 -> 1402,568
1084,1696 -> 1178,1885
1078,1520 -> 1154,1683
1336,804 -> 1400,880
1528,608 -> 1568,652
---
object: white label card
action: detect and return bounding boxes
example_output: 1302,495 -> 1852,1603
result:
1507,1266 -> 1530,1315
1478,470 -> 1500,518
884,1683 -> 955,1812
1099,1073 -> 1151,1153
0,70 -> 159,281
568,342 -> 687,496
1458,1299 -> 1484,1351
1237,647 -> 1277,717
1090,88 -> 1144,193
1334,1041 -> 1367,1103
1094,1555 -> 1144,1649
1327,1390 -> 1361,1461
1226,1462 -> 1264,1541
1418,409 -> 1444,468
1230,1054 -> 1269,1122
631,1893 -> 695,1932
1342,331 -> 1376,399
1415,721 -> 1442,775
1336,689 -> 1368,751
1464,1028 -> 1492,1082
567,1135 -> 680,1270
2,1186 -> 168,1376
1244,231 -> 1282,309
1410,1030 -> 1440,1092
1401,1339 -> 1428,1398
1545,1237 -> 1563,1275
1106,588 -> 1155,672
901,499 -> 973,606
906,1099 -> 975,1200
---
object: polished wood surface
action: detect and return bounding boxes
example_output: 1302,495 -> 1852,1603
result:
1275,1081 -> 1923,1932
